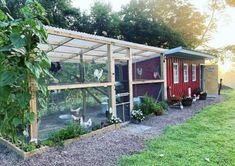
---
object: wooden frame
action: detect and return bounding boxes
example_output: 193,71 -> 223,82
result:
108,44 -> 117,116
48,82 -> 112,91
132,79 -> 164,85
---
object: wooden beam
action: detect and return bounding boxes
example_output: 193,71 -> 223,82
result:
47,38 -> 73,53
85,89 -> 102,104
108,44 -> 116,116
61,43 -> 105,62
48,82 -> 112,91
132,79 -> 164,85
128,48 -> 134,111
29,78 -> 38,142
160,53 -> 165,100
132,50 -> 146,56
163,54 -> 168,100
113,47 -> 127,54
46,28 -> 110,45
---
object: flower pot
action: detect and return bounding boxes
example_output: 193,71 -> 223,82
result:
154,110 -> 164,116
199,93 -> 207,100
181,98 -> 193,106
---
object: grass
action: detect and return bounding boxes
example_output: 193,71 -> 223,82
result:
119,91 -> 235,166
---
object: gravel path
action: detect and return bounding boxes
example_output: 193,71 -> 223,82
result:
0,96 -> 224,166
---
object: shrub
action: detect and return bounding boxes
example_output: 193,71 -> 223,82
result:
152,103 -> 165,116
45,123 -> 86,146
131,109 -> 145,122
108,116 -> 122,124
159,101 -> 168,110
141,96 -> 158,115
139,96 -> 165,116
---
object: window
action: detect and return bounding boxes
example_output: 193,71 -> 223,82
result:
173,63 -> 179,84
184,64 -> 188,82
192,64 -> 197,81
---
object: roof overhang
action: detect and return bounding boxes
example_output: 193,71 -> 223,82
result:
164,47 -> 214,59
39,26 -> 167,64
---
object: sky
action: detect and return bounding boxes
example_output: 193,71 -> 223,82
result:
71,0 -> 235,48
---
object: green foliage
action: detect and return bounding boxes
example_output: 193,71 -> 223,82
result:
43,123 -> 86,146
119,91 -> 235,166
108,115 -> 122,124
159,101 -> 168,110
140,96 -> 164,116
92,124 -> 102,131
44,123 -> 86,146
131,109 -> 145,122
22,142 -> 41,152
0,0 -> 50,144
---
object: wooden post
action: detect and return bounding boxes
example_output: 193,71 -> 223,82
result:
128,48 -> 133,111
80,54 -> 87,116
160,53 -> 167,100
29,78 -> 38,143
107,44 -> 116,116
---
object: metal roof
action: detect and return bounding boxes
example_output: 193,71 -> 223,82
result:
164,47 -> 214,59
39,26 -> 167,63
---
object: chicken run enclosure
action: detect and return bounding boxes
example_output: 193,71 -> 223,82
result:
30,26 -> 166,141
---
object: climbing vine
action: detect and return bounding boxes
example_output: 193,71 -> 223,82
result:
0,0 -> 50,144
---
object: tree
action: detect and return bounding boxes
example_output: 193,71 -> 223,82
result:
120,0 -> 187,48
89,1 -> 121,38
148,0 -> 208,48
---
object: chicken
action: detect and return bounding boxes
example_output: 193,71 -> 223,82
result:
70,107 -> 81,115
94,69 -> 103,81
80,117 -> 92,128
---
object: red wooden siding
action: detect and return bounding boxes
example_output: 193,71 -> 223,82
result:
166,57 -> 204,98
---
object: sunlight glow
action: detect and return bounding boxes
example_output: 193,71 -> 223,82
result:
219,59 -> 234,73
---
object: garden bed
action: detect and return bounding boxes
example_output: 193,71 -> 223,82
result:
0,124 -> 120,159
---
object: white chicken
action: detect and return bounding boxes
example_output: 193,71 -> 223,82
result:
70,107 -> 81,115
137,68 -> 143,76
71,115 -> 80,121
80,117 -> 92,128
94,69 -> 103,81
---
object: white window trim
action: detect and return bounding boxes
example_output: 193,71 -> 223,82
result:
173,63 -> 179,84
192,64 -> 197,82
184,64 -> 189,83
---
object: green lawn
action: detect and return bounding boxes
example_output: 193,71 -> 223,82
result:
119,91 -> 235,166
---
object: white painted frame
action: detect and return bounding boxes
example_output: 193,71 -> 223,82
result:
192,64 -> 197,82
173,63 -> 179,84
184,64 -> 189,83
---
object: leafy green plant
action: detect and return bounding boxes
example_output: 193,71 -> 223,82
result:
159,101 -> 168,110
140,96 -> 165,116
45,123 -> 86,146
0,0 -> 50,145
131,109 -> 145,122
92,124 -> 102,131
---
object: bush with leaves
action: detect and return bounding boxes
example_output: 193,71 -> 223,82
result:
42,123 -> 86,146
0,0 -> 50,145
141,95 -> 165,116
131,109 -> 145,122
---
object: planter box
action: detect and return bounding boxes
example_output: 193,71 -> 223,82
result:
0,124 -> 120,159
182,98 -> 193,106
199,93 -> 207,100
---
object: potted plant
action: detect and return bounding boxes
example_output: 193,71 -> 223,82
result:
159,101 -> 168,111
168,95 -> 182,105
181,96 -> 193,106
153,103 -> 165,116
199,91 -> 207,100
131,109 -> 145,124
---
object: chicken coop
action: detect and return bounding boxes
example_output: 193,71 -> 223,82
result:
29,26 -> 166,140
